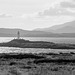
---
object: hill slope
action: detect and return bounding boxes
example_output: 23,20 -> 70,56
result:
1,27 -> 75,37
0,28 -> 60,37
34,21 -> 75,33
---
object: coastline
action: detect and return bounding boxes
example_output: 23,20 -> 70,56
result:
0,39 -> 75,49
0,52 -> 75,75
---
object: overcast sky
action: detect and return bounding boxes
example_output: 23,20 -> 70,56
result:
0,0 -> 75,30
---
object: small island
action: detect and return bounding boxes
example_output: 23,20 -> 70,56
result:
0,31 -> 75,49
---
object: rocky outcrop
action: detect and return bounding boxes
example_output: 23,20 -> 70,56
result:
0,39 -> 75,49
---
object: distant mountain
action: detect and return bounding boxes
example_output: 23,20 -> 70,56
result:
34,27 -> 53,32
0,28 -> 61,37
1,27 -> 75,37
34,21 -> 75,33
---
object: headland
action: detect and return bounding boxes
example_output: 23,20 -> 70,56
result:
0,38 -> 75,49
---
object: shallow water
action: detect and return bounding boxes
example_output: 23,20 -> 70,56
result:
0,47 -> 75,54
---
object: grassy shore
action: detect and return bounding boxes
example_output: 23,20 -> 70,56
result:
0,52 -> 75,75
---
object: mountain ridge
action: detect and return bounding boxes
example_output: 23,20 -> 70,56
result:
34,20 -> 75,33
0,28 -> 61,37
1,21 -> 75,37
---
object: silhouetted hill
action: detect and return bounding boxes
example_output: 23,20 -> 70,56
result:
0,28 -> 61,37
1,28 -> 75,37
34,21 -> 75,33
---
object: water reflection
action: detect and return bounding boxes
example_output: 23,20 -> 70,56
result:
0,47 -> 75,54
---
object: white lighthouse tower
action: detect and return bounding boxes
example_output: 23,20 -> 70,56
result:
17,31 -> 20,39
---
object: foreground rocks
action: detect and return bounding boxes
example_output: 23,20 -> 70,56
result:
0,52 -> 75,75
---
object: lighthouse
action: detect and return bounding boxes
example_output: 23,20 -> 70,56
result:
17,31 -> 20,39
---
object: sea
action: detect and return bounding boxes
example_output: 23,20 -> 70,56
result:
0,37 -> 75,54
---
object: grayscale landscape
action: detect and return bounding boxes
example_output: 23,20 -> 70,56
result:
1,0 -> 75,75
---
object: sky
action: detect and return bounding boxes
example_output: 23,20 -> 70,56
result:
0,0 -> 75,30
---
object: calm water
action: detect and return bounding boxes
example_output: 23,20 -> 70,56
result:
0,37 -> 75,53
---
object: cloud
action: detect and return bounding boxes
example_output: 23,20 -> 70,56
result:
21,0 -> 75,19
60,1 -> 75,8
38,0 -> 75,17
0,14 -> 12,18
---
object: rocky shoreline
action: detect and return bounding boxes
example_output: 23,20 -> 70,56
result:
0,39 -> 75,49
0,52 -> 75,75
